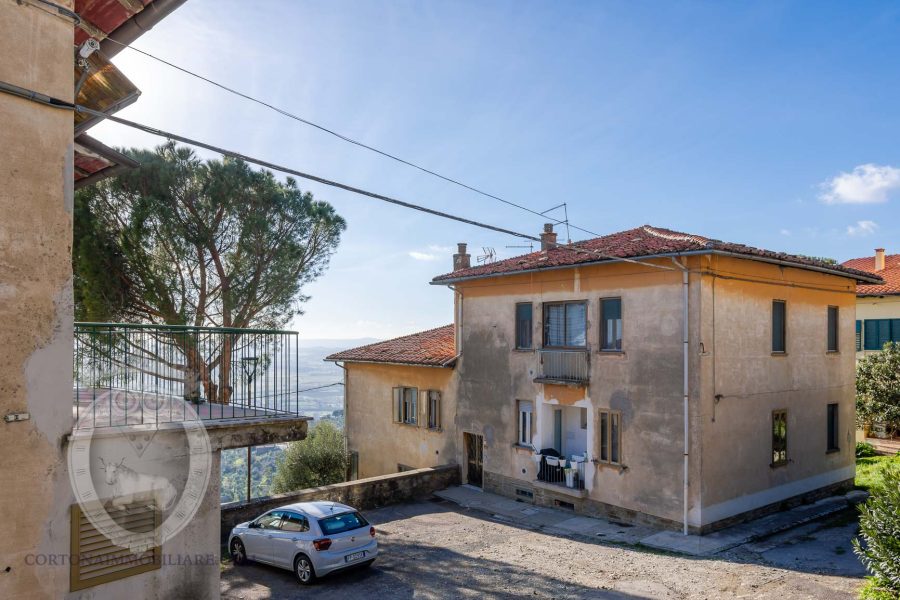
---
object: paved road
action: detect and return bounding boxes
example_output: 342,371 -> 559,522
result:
221,498 -> 865,599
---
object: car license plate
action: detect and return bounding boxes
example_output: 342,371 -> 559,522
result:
345,551 -> 366,563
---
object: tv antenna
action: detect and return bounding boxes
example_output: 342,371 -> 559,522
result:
505,243 -> 535,253
477,247 -> 497,264
540,202 -> 572,244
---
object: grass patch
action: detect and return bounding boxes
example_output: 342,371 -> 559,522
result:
856,455 -> 900,491
859,577 -> 897,600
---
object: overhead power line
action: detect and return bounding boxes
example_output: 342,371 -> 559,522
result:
0,80 -> 671,271
296,382 -> 344,394
103,37 -> 604,238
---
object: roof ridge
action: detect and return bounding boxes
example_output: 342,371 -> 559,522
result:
641,225 -> 711,246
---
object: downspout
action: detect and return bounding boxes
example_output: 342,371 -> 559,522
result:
671,257 -> 690,535
334,361 -> 349,464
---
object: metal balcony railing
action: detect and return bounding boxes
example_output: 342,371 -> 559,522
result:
73,322 -> 302,428
536,455 -> 586,490
537,348 -> 590,383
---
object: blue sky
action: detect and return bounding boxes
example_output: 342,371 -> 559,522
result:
92,0 -> 900,339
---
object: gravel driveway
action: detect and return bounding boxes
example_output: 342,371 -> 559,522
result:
221,498 -> 865,599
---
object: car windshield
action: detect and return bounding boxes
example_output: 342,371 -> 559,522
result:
318,511 -> 368,535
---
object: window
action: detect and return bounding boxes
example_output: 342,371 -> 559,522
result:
255,511 -> 284,529
517,400 -> 533,446
863,319 -> 900,350
856,320 -> 862,351
515,303 -> 533,349
600,297 -> 623,351
318,512 -> 369,535
280,512 -> 309,532
772,300 -> 786,353
580,407 -> 587,430
427,390 -> 441,429
543,301 -> 587,348
772,410 -> 788,467
598,409 -> 622,465
827,306 -> 839,352
392,387 -> 417,425
827,403 -> 839,452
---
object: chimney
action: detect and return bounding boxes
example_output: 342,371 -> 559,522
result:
453,243 -> 471,271
875,248 -> 886,271
540,223 -> 557,251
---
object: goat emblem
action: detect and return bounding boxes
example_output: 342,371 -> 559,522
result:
99,457 -> 178,511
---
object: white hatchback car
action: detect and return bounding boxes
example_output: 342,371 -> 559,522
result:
228,501 -> 378,584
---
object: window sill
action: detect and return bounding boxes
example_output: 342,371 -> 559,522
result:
512,348 -> 535,353
826,448 -> 840,454
826,351 -> 840,355
426,427 -> 443,433
394,422 -> 418,428
592,459 -> 627,472
513,443 -> 535,453
771,352 -> 787,357
596,350 -> 626,357
769,461 -> 790,469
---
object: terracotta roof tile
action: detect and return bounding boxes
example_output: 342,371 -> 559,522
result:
325,324 -> 456,367
841,254 -> 900,295
432,225 -> 881,285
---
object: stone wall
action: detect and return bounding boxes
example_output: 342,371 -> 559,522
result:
221,465 -> 460,537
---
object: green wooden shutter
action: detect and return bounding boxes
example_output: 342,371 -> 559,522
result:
856,320 -> 862,351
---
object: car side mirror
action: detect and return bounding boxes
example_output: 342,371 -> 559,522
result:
248,522 -> 259,529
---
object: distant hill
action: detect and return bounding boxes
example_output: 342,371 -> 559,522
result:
299,337 -> 382,351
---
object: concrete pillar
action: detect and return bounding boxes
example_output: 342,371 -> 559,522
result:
0,2 -> 75,597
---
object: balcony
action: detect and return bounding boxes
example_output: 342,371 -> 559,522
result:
73,322 -> 307,431
535,453 -> 586,492
535,348 -> 590,384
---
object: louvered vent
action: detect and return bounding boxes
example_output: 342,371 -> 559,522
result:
70,501 -> 161,591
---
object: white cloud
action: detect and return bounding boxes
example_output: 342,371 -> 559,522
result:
820,164 -> 900,204
427,244 -> 454,253
408,251 -> 439,261
846,220 -> 879,237
779,229 -> 791,236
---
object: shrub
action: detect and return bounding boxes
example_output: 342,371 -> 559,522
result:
853,464 -> 900,597
857,442 -> 878,458
271,421 -> 348,493
856,343 -> 900,431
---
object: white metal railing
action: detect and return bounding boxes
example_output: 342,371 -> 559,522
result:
537,349 -> 590,382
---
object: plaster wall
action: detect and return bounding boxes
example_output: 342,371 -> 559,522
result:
344,363 -> 457,478
454,259 -> 695,524
694,255 -> 857,526
0,2 -> 77,597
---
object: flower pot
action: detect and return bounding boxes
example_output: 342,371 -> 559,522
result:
531,454 -> 542,464
565,470 -> 576,488
557,459 -> 567,469
545,456 -> 559,467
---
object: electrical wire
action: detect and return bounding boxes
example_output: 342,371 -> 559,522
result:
0,80 -> 672,270
102,37 -> 606,237
296,382 -> 344,394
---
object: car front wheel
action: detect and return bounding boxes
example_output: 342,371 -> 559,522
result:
230,539 -> 246,566
294,554 -> 317,585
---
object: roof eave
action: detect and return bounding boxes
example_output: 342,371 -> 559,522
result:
430,248 -> 883,286
323,358 -> 455,369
